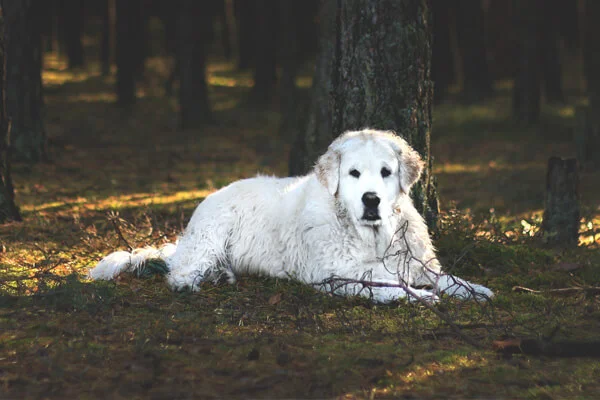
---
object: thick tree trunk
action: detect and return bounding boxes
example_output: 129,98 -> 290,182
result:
512,0 -> 541,124
288,0 -> 336,176
59,0 -> 85,69
541,157 -> 579,246
0,6 -> 20,223
454,0 -> 493,103
332,0 -> 439,229
176,0 -> 213,129
293,0 -> 439,229
247,0 -> 278,106
4,0 -> 46,163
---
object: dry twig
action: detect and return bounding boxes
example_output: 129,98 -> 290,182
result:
512,285 -> 600,297
107,211 -> 133,251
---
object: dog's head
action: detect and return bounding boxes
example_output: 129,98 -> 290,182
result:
315,129 -> 424,226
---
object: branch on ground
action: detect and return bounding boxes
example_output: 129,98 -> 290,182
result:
512,285 -> 600,297
107,211 -> 133,251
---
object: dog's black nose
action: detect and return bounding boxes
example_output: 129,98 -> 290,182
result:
362,192 -> 380,208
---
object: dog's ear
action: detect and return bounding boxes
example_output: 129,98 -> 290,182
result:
398,143 -> 424,193
315,149 -> 340,196
381,131 -> 424,193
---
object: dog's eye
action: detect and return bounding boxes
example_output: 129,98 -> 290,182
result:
349,169 -> 361,178
381,167 -> 391,178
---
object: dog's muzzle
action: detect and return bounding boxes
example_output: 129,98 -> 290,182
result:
361,192 -> 381,221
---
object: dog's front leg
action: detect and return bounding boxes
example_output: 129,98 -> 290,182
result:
315,277 -> 439,304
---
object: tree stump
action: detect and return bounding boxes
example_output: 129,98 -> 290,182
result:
541,157 -> 579,246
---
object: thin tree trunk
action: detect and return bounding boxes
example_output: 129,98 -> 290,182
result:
486,1 -> 517,80
278,0 -> 300,139
455,0 -> 493,103
247,0 -> 278,106
234,0 -> 254,69
176,0 -> 213,129
583,0 -> 600,118
5,0 -> 46,163
288,0 -> 336,176
431,0 -> 454,104
59,0 -> 85,69
540,0 -> 564,104
583,0 -> 600,169
115,0 -> 140,107
100,0 -> 115,76
215,0 -> 232,60
512,0 -> 541,124
0,0 -> 22,222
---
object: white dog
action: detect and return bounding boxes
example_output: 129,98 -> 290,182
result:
89,129 -> 493,303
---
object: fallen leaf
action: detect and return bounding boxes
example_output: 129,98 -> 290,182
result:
268,293 -> 283,305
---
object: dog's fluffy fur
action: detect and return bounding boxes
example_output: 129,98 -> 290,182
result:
89,129 -> 493,303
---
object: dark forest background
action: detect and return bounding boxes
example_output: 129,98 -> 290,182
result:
1,0 -> 599,223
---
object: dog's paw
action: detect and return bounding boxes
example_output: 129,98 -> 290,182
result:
435,275 -> 494,301
470,284 -> 494,300
166,272 -> 203,292
442,282 -> 494,301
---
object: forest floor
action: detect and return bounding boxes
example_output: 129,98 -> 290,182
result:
1,56 -> 600,399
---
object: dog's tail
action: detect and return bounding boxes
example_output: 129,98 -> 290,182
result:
88,243 -> 177,281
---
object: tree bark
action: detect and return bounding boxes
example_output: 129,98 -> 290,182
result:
541,157 -> 579,246
293,0 -> 439,229
0,1 -> 21,222
512,0 -> 541,124
176,0 -> 213,129
58,0 -> 85,69
454,0 -> 493,103
4,0 -> 46,163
